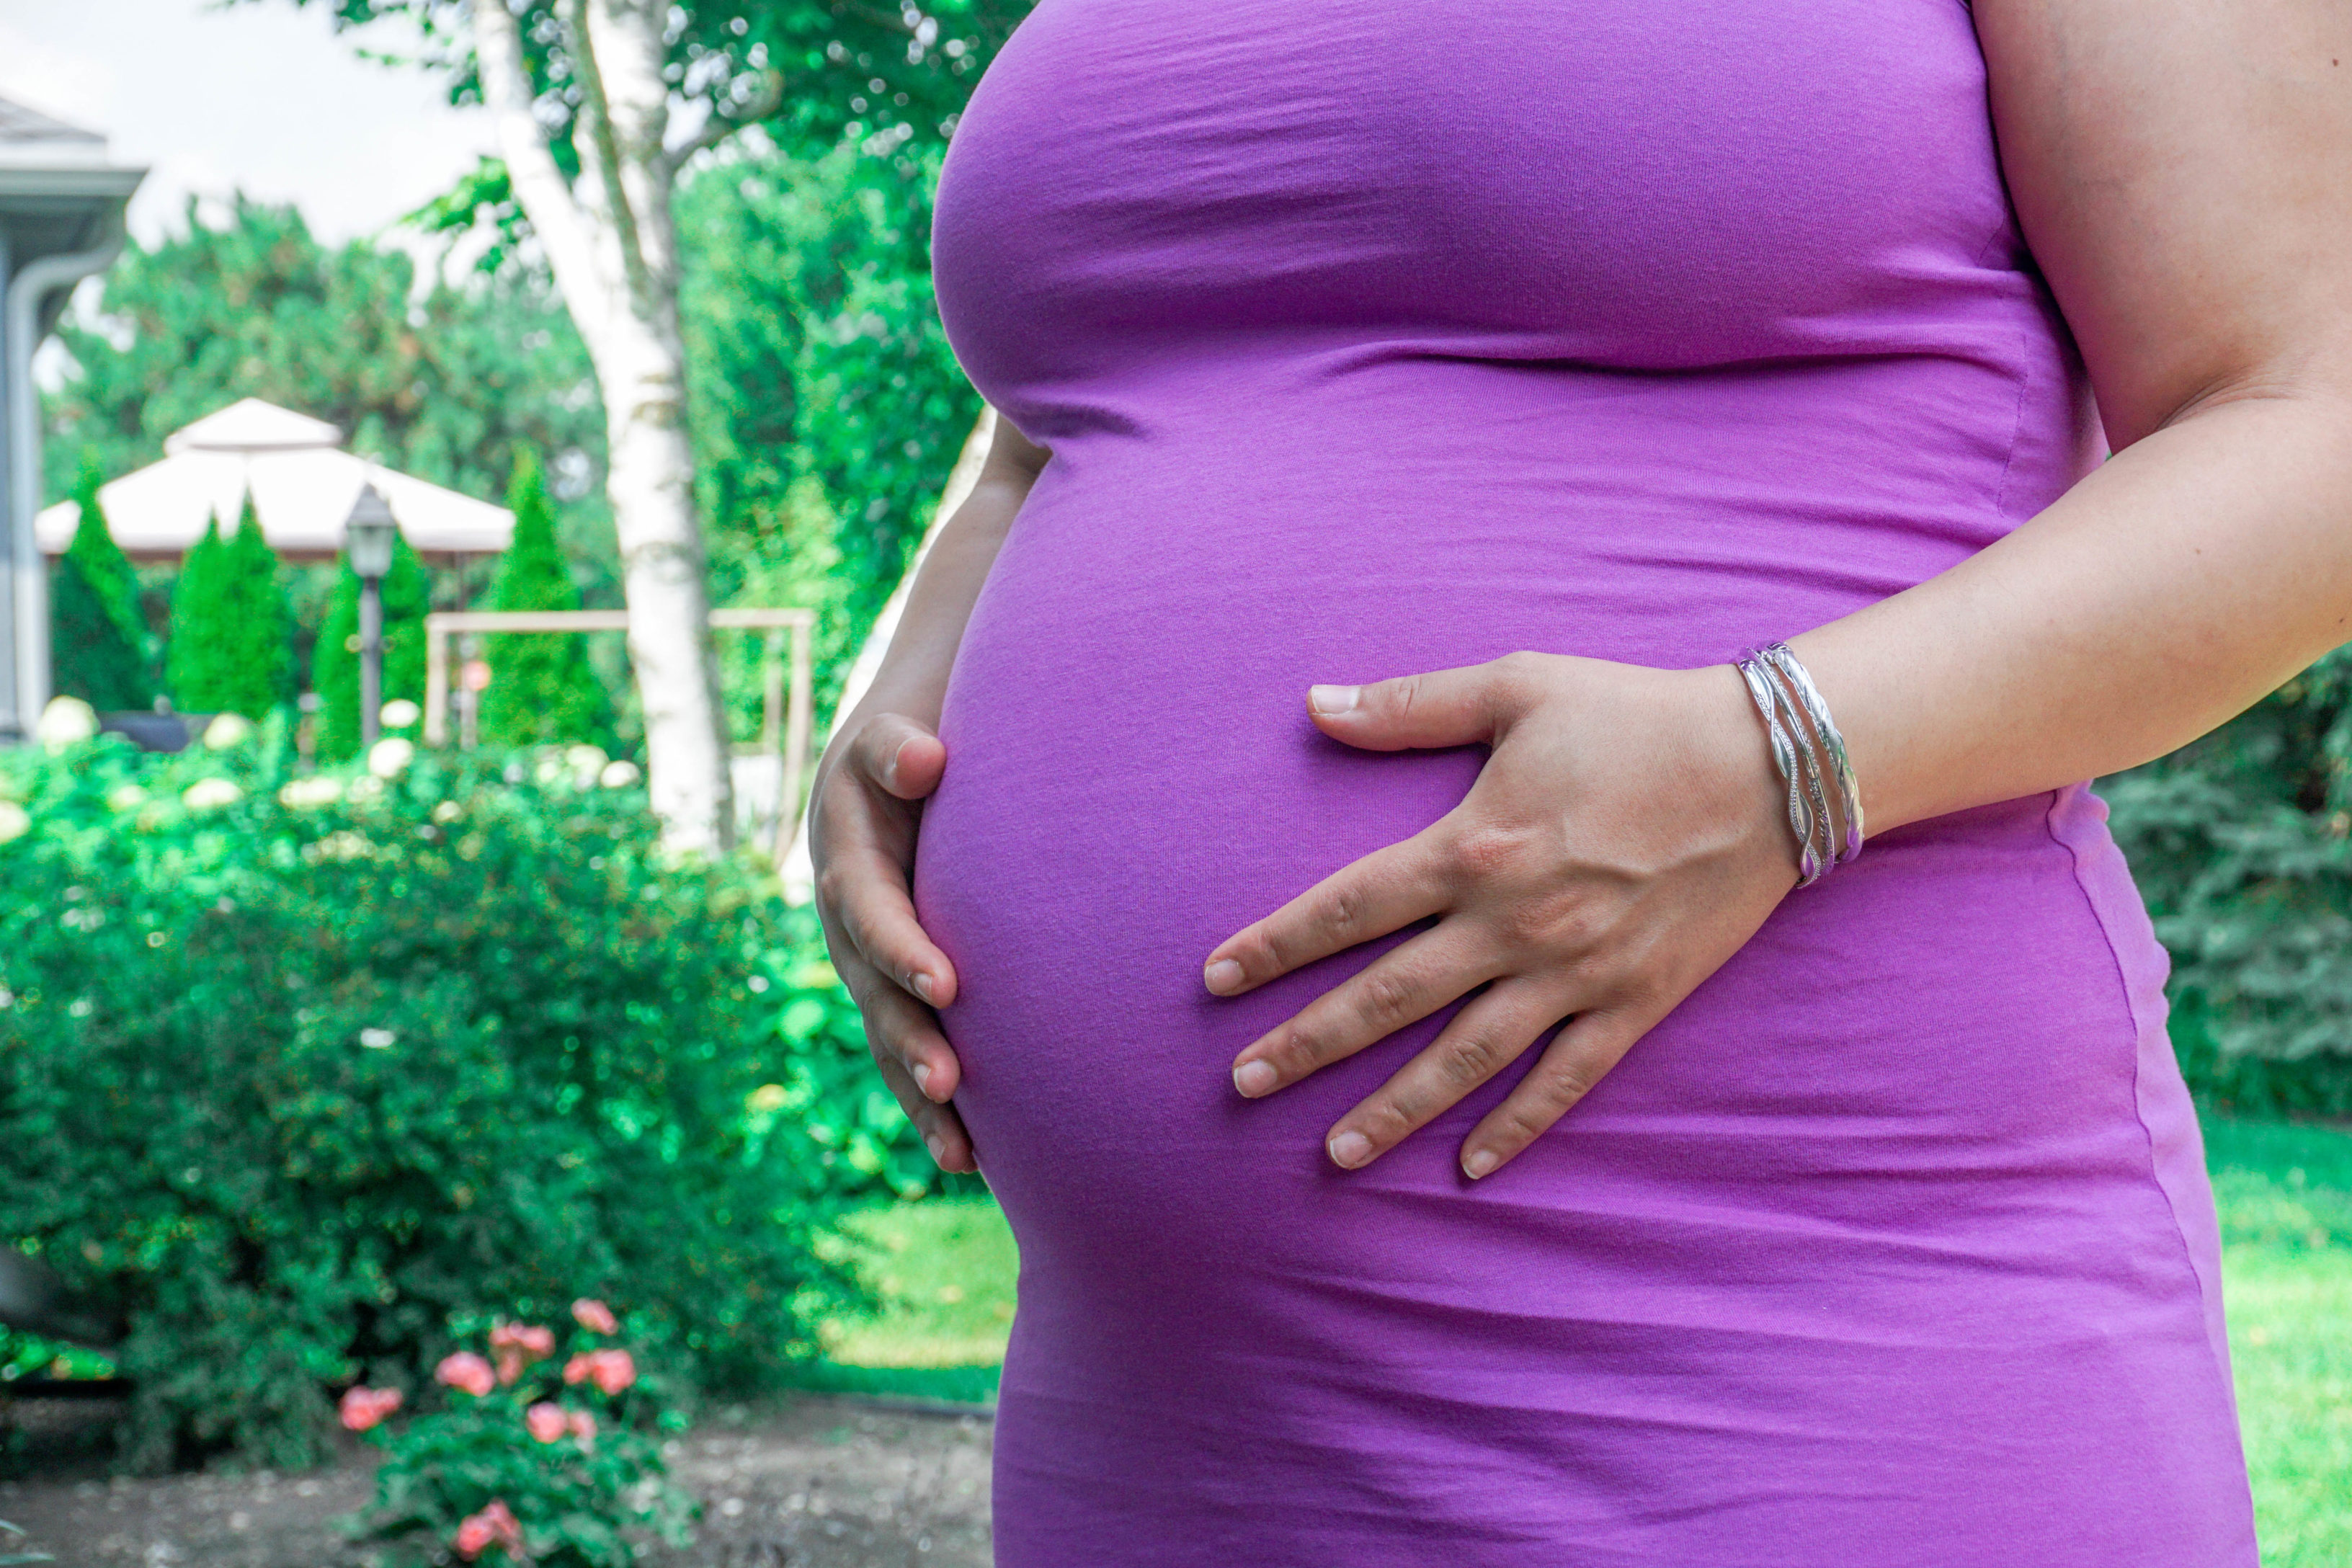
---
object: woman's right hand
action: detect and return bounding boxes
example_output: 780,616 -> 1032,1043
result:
810,710 -> 976,1174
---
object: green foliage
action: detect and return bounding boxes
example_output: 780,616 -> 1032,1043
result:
40,194 -> 603,526
2105,644 -> 2352,1112
480,453 -> 613,749
50,457 -> 154,711
281,2 -> 1028,174
164,499 -> 294,719
0,734 -> 941,1472
344,1311 -> 694,1567
50,559 -> 148,716
679,133 -> 984,731
313,534 -> 432,762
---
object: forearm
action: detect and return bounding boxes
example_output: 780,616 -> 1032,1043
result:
851,469 -> 1033,726
1794,387 -> 2352,835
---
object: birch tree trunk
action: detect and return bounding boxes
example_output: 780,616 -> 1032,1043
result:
469,0 -> 735,851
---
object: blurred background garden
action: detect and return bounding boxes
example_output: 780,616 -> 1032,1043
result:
0,1 -> 2346,1564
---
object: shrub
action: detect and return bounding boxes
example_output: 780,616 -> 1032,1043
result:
2105,643 -> 2352,1113
50,455 -> 153,712
0,731 -> 933,1471
479,451 -> 613,749
312,532 -> 431,762
341,1299 -> 695,1567
166,496 -> 293,718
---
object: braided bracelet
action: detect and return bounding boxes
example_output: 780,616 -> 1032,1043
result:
1734,643 -> 1865,885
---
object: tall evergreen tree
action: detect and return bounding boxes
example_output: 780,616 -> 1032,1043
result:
50,455 -> 154,710
480,450 -> 612,747
166,496 -> 293,718
312,533 -> 431,762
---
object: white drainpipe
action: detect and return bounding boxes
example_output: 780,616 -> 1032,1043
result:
7,209 -> 130,735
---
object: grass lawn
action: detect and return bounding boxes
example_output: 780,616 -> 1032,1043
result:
811,1115 -> 2352,1562
2206,1115 -> 2352,1567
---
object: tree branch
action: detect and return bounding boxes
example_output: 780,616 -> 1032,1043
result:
465,0 -> 607,321
662,69 -> 784,179
564,0 -> 659,311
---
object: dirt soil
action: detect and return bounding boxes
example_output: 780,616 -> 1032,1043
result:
0,1394 -> 994,1567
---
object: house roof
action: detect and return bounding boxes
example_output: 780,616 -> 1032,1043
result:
36,398 -> 514,559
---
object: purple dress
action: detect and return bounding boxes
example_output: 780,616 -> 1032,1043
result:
912,1 -> 2258,1562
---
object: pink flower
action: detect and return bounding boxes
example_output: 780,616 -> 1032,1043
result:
489,1322 -> 556,1386
454,1515 -> 494,1559
435,1352 -> 496,1399
337,1385 -> 402,1432
562,1352 -> 594,1386
525,1402 -> 567,1443
588,1348 -> 636,1394
566,1408 -> 597,1446
491,1322 -> 556,1360
454,1498 -> 522,1561
571,1298 -> 618,1335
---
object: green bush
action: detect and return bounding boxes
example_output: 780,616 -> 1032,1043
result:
50,456 -> 153,712
165,497 -> 293,719
479,451 -> 613,749
2105,644 -> 2352,1113
342,1302 -> 694,1567
312,533 -> 430,762
0,731 -> 936,1472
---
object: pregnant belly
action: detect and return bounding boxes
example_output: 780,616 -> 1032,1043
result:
910,374 -> 2175,1320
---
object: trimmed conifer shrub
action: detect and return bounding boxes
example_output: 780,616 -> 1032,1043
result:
50,457 -> 154,711
480,450 -> 613,747
166,495 -> 293,719
312,533 -> 430,762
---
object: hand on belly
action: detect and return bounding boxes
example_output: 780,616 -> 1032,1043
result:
1207,652 -> 1798,1180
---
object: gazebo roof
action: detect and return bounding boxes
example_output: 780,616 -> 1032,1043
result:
35,398 -> 514,560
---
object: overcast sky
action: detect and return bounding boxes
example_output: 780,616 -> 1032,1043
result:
0,0 -> 494,248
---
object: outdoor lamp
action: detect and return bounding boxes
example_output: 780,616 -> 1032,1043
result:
344,484 -> 399,748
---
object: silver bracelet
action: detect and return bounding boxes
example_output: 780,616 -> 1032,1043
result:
1733,654 -> 1822,886
1734,643 -> 1864,885
1758,642 -> 1865,865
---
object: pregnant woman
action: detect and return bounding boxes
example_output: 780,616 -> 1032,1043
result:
811,1 -> 2351,1562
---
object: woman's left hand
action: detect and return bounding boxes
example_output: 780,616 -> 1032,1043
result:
1206,651 -> 1801,1180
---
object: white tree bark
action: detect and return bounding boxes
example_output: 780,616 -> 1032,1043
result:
468,0 -> 735,852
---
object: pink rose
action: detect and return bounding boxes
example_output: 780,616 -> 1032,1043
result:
491,1322 -> 556,1360
454,1498 -> 522,1560
435,1352 -> 496,1399
337,1385 -> 402,1432
589,1348 -> 636,1394
566,1408 -> 597,1445
454,1515 -> 494,1559
489,1322 -> 556,1386
525,1402 -> 567,1443
562,1352 -> 594,1386
571,1298 -> 619,1335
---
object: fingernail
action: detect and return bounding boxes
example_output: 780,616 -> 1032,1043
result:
1328,1131 -> 1373,1168
1309,685 -> 1360,716
1462,1149 -> 1498,1180
912,972 -> 936,1004
1233,1060 -> 1277,1097
885,740 -> 904,790
1203,958 -> 1243,994
912,1061 -> 933,1095
925,1133 -> 946,1164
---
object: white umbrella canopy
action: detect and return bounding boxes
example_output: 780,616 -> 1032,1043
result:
35,397 -> 513,562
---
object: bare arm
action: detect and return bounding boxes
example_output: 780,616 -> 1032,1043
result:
1206,0 -> 2352,1180
1799,0 -> 2352,829
810,414 -> 1050,1174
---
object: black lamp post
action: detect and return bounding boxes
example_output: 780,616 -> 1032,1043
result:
344,484 -> 398,749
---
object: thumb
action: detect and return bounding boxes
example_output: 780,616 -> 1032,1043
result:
1307,658 -> 1528,752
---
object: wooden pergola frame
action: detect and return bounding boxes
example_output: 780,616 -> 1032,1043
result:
423,607 -> 816,850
